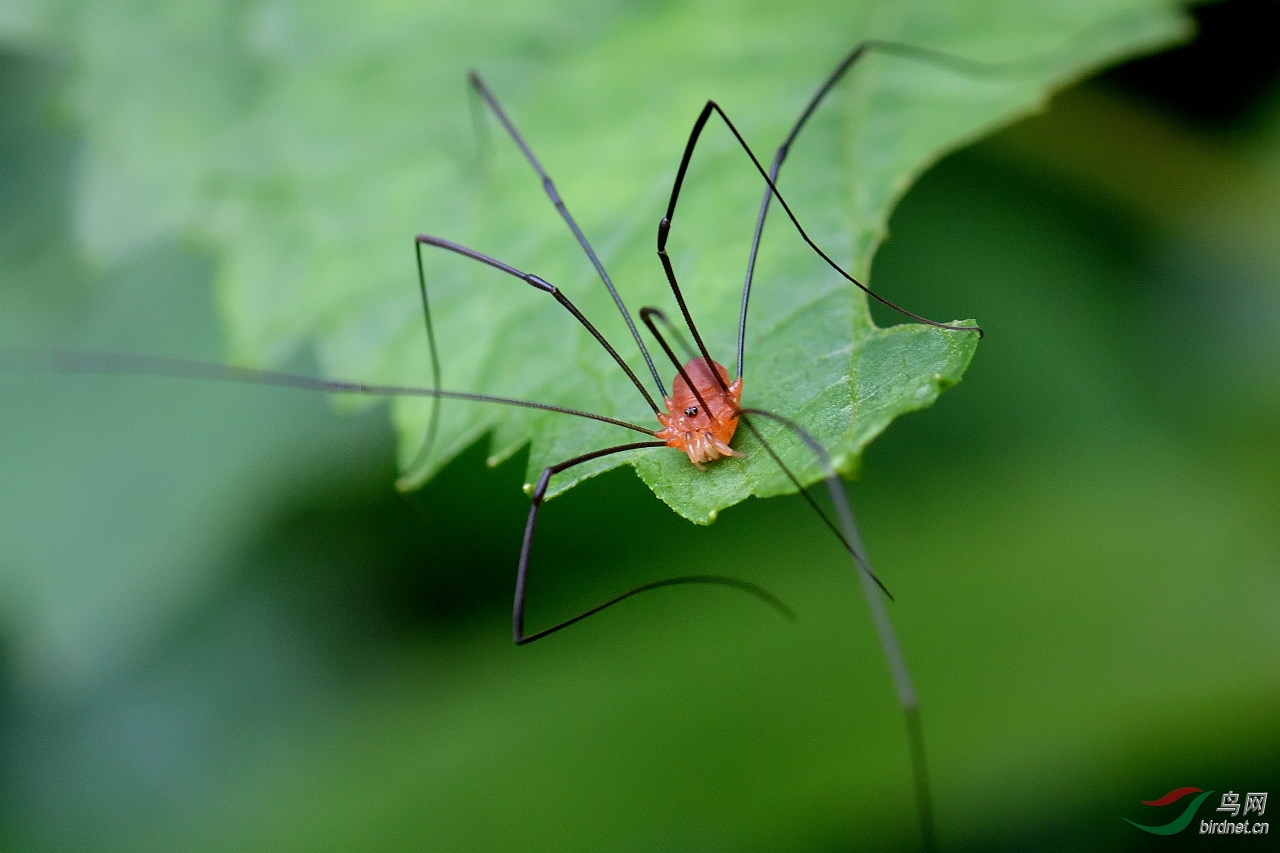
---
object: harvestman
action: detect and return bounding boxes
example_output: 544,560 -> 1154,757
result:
50,41 -> 1017,851
413,43 -> 990,641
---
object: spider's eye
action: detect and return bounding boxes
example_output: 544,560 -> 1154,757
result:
684,406 -> 698,418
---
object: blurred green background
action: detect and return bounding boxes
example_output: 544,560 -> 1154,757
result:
2,1 -> 1278,851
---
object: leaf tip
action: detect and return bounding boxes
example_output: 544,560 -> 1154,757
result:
832,453 -> 855,478
394,472 -> 421,493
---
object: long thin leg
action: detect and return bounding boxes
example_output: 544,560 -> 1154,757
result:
414,235 -> 661,415
658,100 -> 983,372
468,72 -> 666,398
740,407 -> 935,853
738,413 -> 891,599
405,237 -> 446,478
47,349 -> 659,437
655,99 -> 983,350
513,440 -> 795,645
408,226 -> 662,478
738,41 -> 1015,376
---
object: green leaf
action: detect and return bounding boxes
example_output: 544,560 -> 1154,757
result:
15,0 -> 1189,522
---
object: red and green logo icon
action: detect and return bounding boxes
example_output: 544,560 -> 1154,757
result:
1127,787 -> 1215,835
